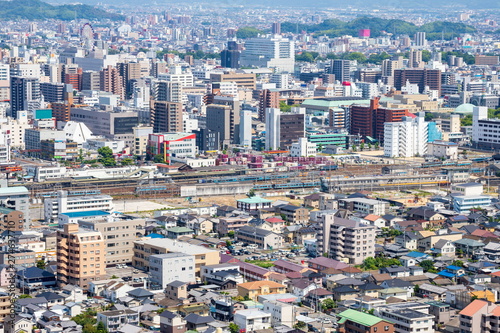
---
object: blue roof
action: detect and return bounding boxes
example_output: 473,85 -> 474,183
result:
145,233 -> 165,239
407,251 -> 427,258
18,267 -> 55,279
438,270 -> 456,278
447,265 -> 463,271
60,210 -> 110,218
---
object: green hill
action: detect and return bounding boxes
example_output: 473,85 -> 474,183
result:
282,17 -> 476,40
0,0 -> 124,21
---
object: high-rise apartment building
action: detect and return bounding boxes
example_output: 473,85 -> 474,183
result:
394,69 -> 441,94
10,76 -> 41,118
0,64 -> 9,101
384,113 -> 429,158
258,89 -> 280,121
100,65 -> 124,99
331,59 -> 351,82
81,71 -> 100,91
408,49 -> 424,68
153,80 -> 182,103
316,214 -> 376,265
56,223 -> 106,289
117,62 -> 142,97
150,101 -> 183,133
279,112 -> 305,149
414,32 -> 427,48
272,22 -> 281,35
40,82 -> 65,103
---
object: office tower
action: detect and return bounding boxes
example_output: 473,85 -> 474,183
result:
394,69 -> 441,94
100,65 -> 123,99
408,49 -> 423,68
209,71 -> 256,90
414,32 -> 426,47
270,73 -> 290,89
279,111 -> 305,149
150,101 -> 183,133
117,62 -> 141,98
40,82 -> 65,103
206,97 -> 240,146
0,64 -> 9,101
316,214 -> 376,264
10,76 -> 41,118
331,59 -> 351,82
51,84 -> 75,123
81,71 -> 100,91
272,22 -> 281,35
239,109 -> 252,147
153,80 -> 182,103
193,128 -> 220,152
265,108 -> 280,151
384,113 -> 428,158
240,35 -> 295,73
221,41 -> 242,69
57,223 -> 106,289
350,98 -> 409,143
258,89 -> 280,121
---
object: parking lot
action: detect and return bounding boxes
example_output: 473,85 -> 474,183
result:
222,242 -> 312,265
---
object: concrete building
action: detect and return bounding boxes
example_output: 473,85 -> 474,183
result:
239,109 -> 252,147
100,65 -> 123,99
44,191 -> 114,222
132,237 -> 219,273
290,138 -> 317,157
78,214 -> 146,265
0,111 -> 30,149
56,223 -> 107,289
150,101 -> 183,133
376,303 -> 434,333
235,226 -> 284,249
428,140 -> 459,160
70,108 -> 138,138
331,59 -> 351,82
234,309 -> 272,331
338,198 -> 387,216
0,187 -> 30,225
384,113 -> 429,158
240,35 -> 295,73
97,309 -> 139,333
147,132 -> 196,164
262,301 -> 295,327
10,76 -> 41,118
316,214 -> 376,264
132,126 -> 153,156
149,253 -> 195,289
337,309 -> 395,333
459,300 -> 500,333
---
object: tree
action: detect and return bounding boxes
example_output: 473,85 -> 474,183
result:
229,323 -> 240,333
19,294 -> 32,299
317,143 -> 323,152
419,260 -> 436,272
374,142 -> 379,150
36,260 -> 46,270
226,240 -> 232,247
247,188 -> 256,197
236,27 -> 263,39
98,146 -> 116,167
121,158 -> 134,166
294,321 -> 306,329
110,275 -> 118,279
452,260 -> 464,267
414,284 -> 420,295
153,154 -> 165,163
228,231 -> 235,238
461,114 -> 472,126
321,298 -> 336,311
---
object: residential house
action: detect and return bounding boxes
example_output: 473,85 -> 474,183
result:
432,239 -> 456,257
378,288 -> 408,301
159,310 -> 187,333
234,309 -> 271,331
184,314 -> 214,332
337,309 -> 395,333
275,204 -> 309,224
237,281 -> 286,300
380,279 -> 414,298
453,239 -> 485,259
97,309 -> 140,333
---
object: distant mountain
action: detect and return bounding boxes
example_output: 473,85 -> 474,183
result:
0,0 -> 124,20
48,0 -> 500,9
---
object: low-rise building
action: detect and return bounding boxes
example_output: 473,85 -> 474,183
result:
97,309 -> 139,333
235,226 -> 284,249
237,281 -> 287,301
337,309 -> 395,333
377,303 -> 434,333
234,309 -> 271,331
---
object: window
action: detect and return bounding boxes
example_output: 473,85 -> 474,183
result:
384,326 -> 389,331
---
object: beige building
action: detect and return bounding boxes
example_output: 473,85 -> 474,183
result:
78,214 -> 146,265
132,237 -> 219,274
209,72 -> 256,90
317,214 -> 376,265
57,223 -> 107,289
132,126 -> 153,156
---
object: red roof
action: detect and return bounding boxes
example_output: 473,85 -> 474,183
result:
266,217 -> 285,223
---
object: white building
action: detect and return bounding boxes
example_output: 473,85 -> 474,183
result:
262,301 -> 295,327
377,303 -> 434,333
291,138 -> 317,157
240,110 -> 252,147
265,108 -> 280,150
0,186 -> 30,223
183,114 -> 199,133
384,113 -> 428,158
240,35 -> 295,73
0,110 -> 30,149
428,140 -> 459,160
234,309 -> 272,331
270,73 -> 290,89
148,252 -> 196,289
44,191 -> 114,222
63,121 -> 94,144
471,105 -> 500,149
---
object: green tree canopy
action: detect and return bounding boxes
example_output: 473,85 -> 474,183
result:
98,147 -> 116,167
236,27 -> 264,39
419,259 -> 438,273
